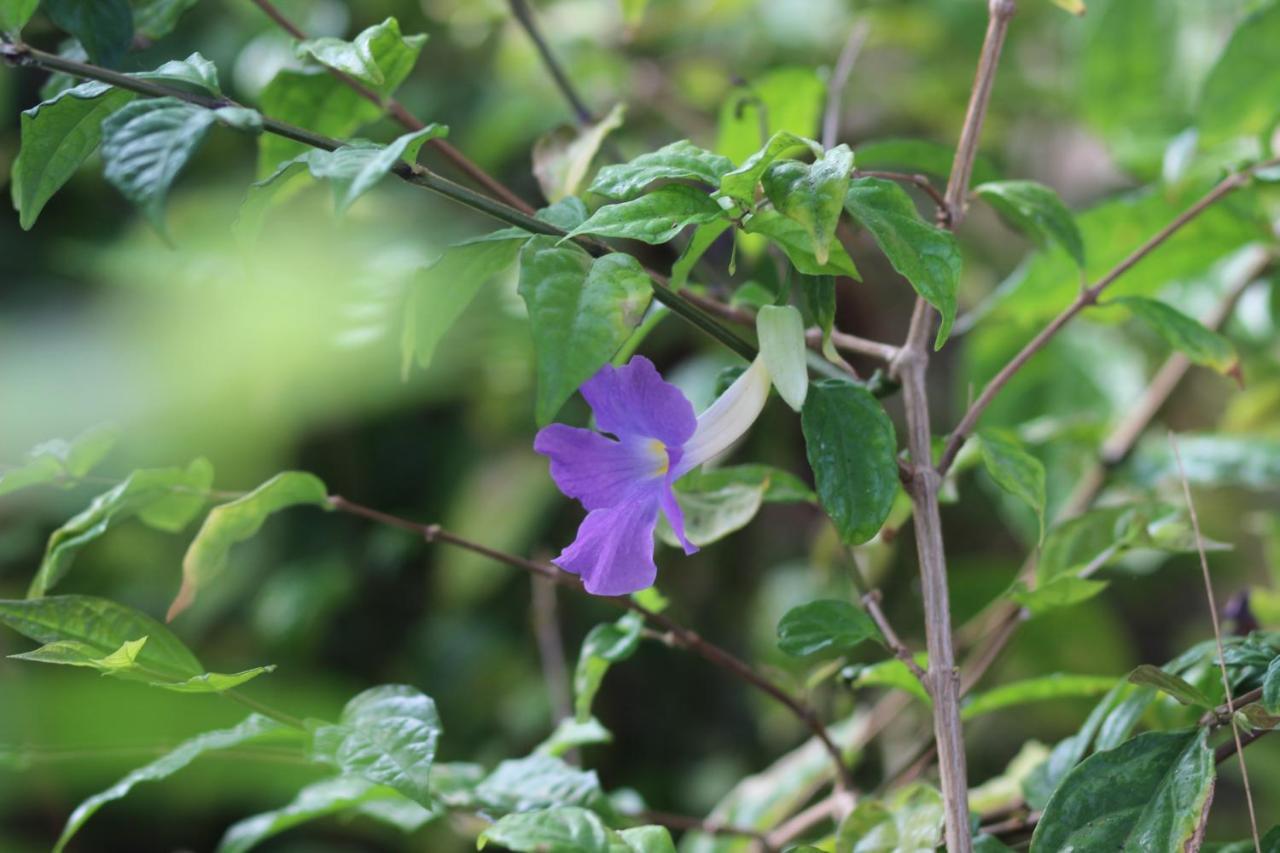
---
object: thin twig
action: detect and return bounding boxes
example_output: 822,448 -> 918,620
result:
822,21 -> 871,149
937,163 -> 1279,475
248,0 -> 536,215
855,170 -> 950,221
1199,686 -> 1263,728
325,496 -> 856,791
861,590 -> 929,686
1170,433 -> 1261,853
531,575 -> 574,730
507,0 -> 595,124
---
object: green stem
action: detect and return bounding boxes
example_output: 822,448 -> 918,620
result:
224,688 -> 307,729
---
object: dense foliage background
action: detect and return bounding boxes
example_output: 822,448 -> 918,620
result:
2,0 -> 1279,850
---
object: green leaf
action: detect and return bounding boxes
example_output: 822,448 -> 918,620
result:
836,783 -> 944,853
0,0 -> 38,33
743,207 -> 860,278
675,464 -> 815,504
10,81 -> 135,230
1126,434 -> 1280,490
519,240 -> 652,425
1198,1 -> 1280,146
616,825 -> 677,853
974,180 -> 1085,268
132,0 -> 199,39
800,274 -> 840,362
756,305 -> 808,410
670,219 -> 731,289
977,430 -> 1046,541
478,806 -> 613,853
214,106 -> 263,133
1112,296 -> 1239,377
563,184 -> 723,245
533,103 -> 626,203
303,125 -> 448,213
311,685 -> 442,807
0,425 -> 117,496
848,658 -> 932,705
1031,729 -> 1215,851
139,53 -> 221,96
29,459 -> 214,597
589,139 -> 733,201
475,754 -> 608,815
1126,664 -> 1215,708
535,717 -> 613,758
169,471 -> 329,620
1037,504 -> 1148,583
762,145 -> 854,266
217,775 -> 436,853
1007,576 -> 1110,616
844,177 -> 961,349
719,131 -> 823,205
0,595 -> 201,681
56,715 -> 294,852
294,17 -> 427,95
657,476 -> 767,548
777,600 -> 880,658
716,67 -> 825,166
1264,657 -> 1280,715
43,0 -> 132,67
801,380 -> 899,545
154,667 -> 276,693
853,138 -> 998,185
574,612 -> 643,721
256,72 -> 382,177
99,98 -> 217,233
963,675 -> 1117,721
401,235 -> 525,375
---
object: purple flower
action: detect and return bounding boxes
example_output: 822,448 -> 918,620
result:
535,355 -> 770,595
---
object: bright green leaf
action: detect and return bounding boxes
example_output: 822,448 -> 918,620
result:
799,274 -> 840,362
1126,664 -> 1215,708
519,240 -> 652,425
475,754 -> 608,815
1198,1 -> 1280,146
589,139 -> 733,201
43,0 -> 132,67
1113,296 -> 1239,377
563,184 -> 723,245
132,0 -> 199,39
801,380 -> 899,545
535,717 -> 613,758
837,783 -> 944,852
962,674 -> 1117,721
1007,576 -> 1110,616
719,131 -> 823,205
0,425 -> 117,496
478,806 -> 612,853
169,471 -> 329,620
977,430 -> 1046,541
676,463 -> 816,504
0,0 -> 38,33
617,825 -> 677,853
716,67 -> 825,166
743,207 -> 860,278
99,98 -> 217,233
303,124 -> 448,213
844,177 -> 961,349
534,103 -> 626,203
974,180 -> 1085,267
657,477 -> 767,548
574,612 -> 643,721
256,72 -> 382,177
756,304 -> 808,410
762,144 -> 854,265
139,54 -> 221,96
670,219 -> 731,289
848,658 -> 932,705
295,17 -> 427,93
777,600 -> 881,658
1264,657 -> 1280,715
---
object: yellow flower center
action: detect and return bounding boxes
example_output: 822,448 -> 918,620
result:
647,439 -> 670,476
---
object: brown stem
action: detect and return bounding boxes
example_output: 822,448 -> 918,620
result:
325,496 -> 856,791
1200,686 -> 1264,728
937,164 -> 1279,476
855,170 -> 951,224
506,0 -> 595,124
248,0 -> 536,214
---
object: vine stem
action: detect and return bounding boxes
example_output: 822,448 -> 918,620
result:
325,496 -> 857,792
248,0 -> 537,215
0,40 -> 756,362
1170,434 -> 1261,853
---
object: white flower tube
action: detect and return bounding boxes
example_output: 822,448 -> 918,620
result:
675,355 -> 772,475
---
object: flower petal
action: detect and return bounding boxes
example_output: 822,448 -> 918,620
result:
676,355 -> 772,475
581,356 -> 697,447
534,424 -> 662,511
553,494 -> 662,595
659,477 -> 698,556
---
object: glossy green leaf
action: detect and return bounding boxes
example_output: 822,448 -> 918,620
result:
0,0 -> 37,33
535,717 -> 613,758
676,463 -> 816,504
132,0 -> 199,39
777,600 -> 880,658
801,380 -> 899,545
1031,729 -> 1214,851
311,685 -> 442,807
836,783 -> 944,852
756,304 -> 808,410
1264,657 -> 1280,715
658,477 -> 766,548
11,636 -> 272,693
297,17 -> 425,94
304,125 -> 448,213
1113,296 -> 1239,376
155,667 -> 276,693
962,674 -> 1118,721
99,98 -> 217,233
256,73 -> 382,176
169,471 -> 329,620
762,145 -> 854,265
1023,683 -> 1133,810
719,131 -> 823,205
617,825 -> 677,853
977,430 -> 1046,541
844,177 -> 961,348
589,139 -> 733,201
1126,664 -> 1214,708
533,103 -> 626,203
218,775 -> 436,853
213,106 -> 263,133
670,219 -> 731,289
55,715 -> 294,852
43,0 -> 132,67
0,425 -> 117,496
743,207 -> 859,278
475,754 -> 608,815
29,459 -> 214,597
974,180 -> 1085,267
478,806 -> 612,853
138,54 -> 221,96
401,234 -> 525,375
563,184 -> 723,245
1198,1 -> 1280,146
1007,576 -> 1110,616
799,274 -> 840,362
574,612 -> 643,721
716,68 -> 825,167
10,81 -> 134,230
519,240 -> 652,425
